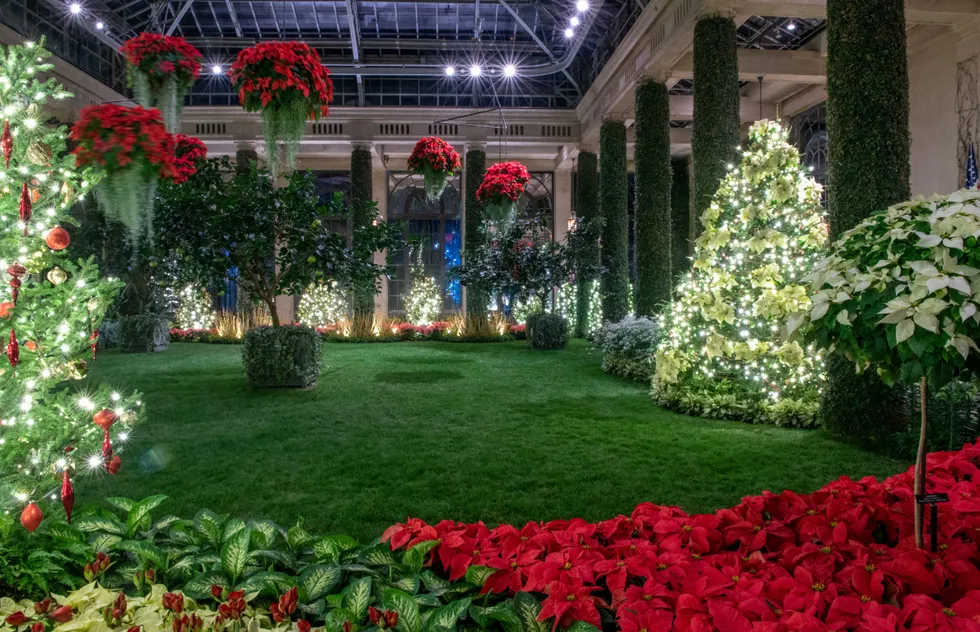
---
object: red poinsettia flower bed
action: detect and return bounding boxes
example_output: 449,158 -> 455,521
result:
230,42 -> 334,118
120,33 -> 202,88
385,443 -> 980,632
408,137 -> 461,175
71,104 -> 176,178
170,134 -> 208,183
477,161 -> 531,206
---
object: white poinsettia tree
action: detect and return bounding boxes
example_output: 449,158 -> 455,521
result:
800,188 -> 980,547
654,120 -> 827,408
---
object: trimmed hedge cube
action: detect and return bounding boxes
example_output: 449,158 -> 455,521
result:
526,313 -> 569,350
242,325 -> 321,388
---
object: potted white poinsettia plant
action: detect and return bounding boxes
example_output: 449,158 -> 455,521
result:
794,188 -> 980,548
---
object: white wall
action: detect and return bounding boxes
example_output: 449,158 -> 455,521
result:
908,28 -> 959,197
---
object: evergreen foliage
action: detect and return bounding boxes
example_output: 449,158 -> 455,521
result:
691,16 -> 740,239
671,157 -> 691,283
599,120 -> 629,323
634,80 -> 673,316
350,146 -> 376,320
574,151 -> 601,336
464,149 -> 489,318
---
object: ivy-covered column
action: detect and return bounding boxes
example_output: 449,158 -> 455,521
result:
574,149 -> 600,337
634,80 -> 672,316
600,120 -> 629,323
350,143 -> 376,324
823,0 -> 910,444
671,156 -> 691,283
464,145 -> 488,319
692,16 -> 740,238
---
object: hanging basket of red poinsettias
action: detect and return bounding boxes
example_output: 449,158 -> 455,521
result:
230,42 -> 333,177
71,104 -> 176,245
120,33 -> 202,133
476,161 -> 530,227
408,137 -> 461,202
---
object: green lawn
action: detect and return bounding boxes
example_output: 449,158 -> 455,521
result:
83,340 -> 907,540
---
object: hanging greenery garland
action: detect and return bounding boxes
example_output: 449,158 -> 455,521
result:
230,42 -> 334,177
408,137 -> 461,201
476,161 -> 530,229
120,33 -> 202,133
70,104 -> 176,245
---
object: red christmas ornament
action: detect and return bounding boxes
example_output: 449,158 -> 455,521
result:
7,262 -> 25,306
7,329 -> 19,367
0,302 -> 12,318
1,120 -> 11,168
24,340 -> 35,352
20,502 -> 42,532
107,455 -> 122,475
93,409 -> 117,467
61,470 -> 74,523
45,227 -> 70,251
19,182 -> 31,235
90,331 -> 99,360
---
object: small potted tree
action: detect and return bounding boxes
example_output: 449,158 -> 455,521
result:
798,188 -> 980,549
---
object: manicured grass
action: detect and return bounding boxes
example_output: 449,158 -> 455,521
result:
83,341 -> 907,540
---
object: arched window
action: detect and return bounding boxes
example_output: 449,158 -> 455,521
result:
387,172 -> 463,315
792,104 -> 828,201
518,172 -> 554,239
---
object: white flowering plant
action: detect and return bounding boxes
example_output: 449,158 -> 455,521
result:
799,189 -> 980,389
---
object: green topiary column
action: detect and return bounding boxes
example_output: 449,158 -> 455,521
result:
600,120 -> 629,323
574,150 -> 600,337
671,157 -> 691,284
634,80 -> 672,316
464,148 -> 489,318
350,146 -> 375,322
692,16 -> 740,239
823,0 -> 910,445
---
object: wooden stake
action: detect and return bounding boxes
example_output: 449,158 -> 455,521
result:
914,376 -> 927,549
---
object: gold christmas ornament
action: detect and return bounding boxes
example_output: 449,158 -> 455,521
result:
67,360 -> 88,379
46,267 -> 67,285
26,142 -> 52,165
86,298 -> 99,311
60,181 -> 74,203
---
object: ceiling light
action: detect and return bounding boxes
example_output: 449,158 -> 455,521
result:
564,27 -> 575,38
469,64 -> 482,77
445,65 -> 455,76
570,16 -> 580,26
69,2 -> 82,14
503,64 -> 517,77
211,64 -> 223,75
787,22 -> 796,30
576,0 -> 589,12
95,21 -> 104,29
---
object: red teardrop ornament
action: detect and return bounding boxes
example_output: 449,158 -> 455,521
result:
19,182 -> 31,235
61,470 -> 74,524
1,120 -> 11,168
20,502 -> 42,532
7,329 -> 19,367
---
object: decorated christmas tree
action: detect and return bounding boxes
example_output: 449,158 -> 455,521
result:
0,41 -> 141,530
654,120 -> 826,423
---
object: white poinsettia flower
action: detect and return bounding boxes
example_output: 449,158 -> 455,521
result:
946,334 -> 980,360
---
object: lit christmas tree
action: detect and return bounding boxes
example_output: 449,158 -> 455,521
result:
403,246 -> 442,326
654,120 -> 826,412
297,281 -> 348,327
174,283 -> 215,330
0,41 -> 141,531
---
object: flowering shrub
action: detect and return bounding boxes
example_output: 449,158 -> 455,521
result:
476,161 -> 530,224
170,134 -> 208,184
120,33 -> 202,131
386,441 -> 980,632
71,104 -> 176,243
590,315 -> 661,381
408,137 -> 461,201
230,42 -> 333,176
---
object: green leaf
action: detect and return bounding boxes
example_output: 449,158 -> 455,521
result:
419,570 -> 451,592
90,533 -> 122,553
563,623 -> 599,632
126,495 -> 168,537
235,571 -> 292,596
220,526 -> 251,584
300,564 -> 342,601
287,520 -> 314,552
383,588 -> 421,632
113,540 -> 168,568
325,594 -> 345,609
74,515 -> 126,535
104,497 -> 137,513
194,509 -> 223,546
184,571 -> 229,600
414,594 -> 441,608
222,517 -> 248,543
422,598 -> 471,632
40,522 -> 84,542
392,574 -> 420,595
343,576 -> 372,622
152,515 -> 183,532
513,593 -> 547,632
402,540 -> 438,573
324,608 -> 357,632
470,603 -> 521,632
464,565 -> 494,587
249,520 -> 280,548
363,546 -> 399,567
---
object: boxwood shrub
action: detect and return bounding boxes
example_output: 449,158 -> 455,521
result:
242,325 -> 321,388
590,315 -> 660,381
119,314 -> 169,353
526,313 -> 569,350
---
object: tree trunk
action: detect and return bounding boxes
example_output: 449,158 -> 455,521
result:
265,294 -> 280,328
914,376 -> 927,549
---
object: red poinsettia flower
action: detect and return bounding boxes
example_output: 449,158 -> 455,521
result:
71,104 -> 176,179
476,161 -> 530,207
408,137 -> 461,175
121,33 -> 202,89
230,42 -> 333,120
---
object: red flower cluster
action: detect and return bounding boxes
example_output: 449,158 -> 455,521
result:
230,42 -> 333,119
386,443 -> 980,632
477,161 -> 531,206
408,137 -> 461,175
170,134 -> 208,183
120,33 -> 202,88
71,105 -> 176,178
